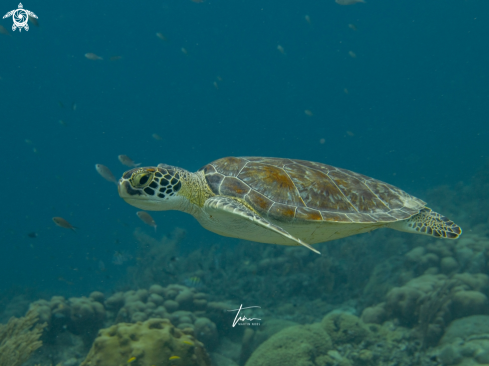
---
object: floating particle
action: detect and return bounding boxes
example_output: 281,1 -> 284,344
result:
156,32 -> 168,41
213,81 -> 219,90
53,217 -> 77,232
152,133 -> 163,140
304,110 -> 313,117
320,138 -> 325,144
28,15 -> 39,27
346,131 -> 354,136
118,155 -> 140,168
348,51 -> 357,58
344,88 -> 349,94
110,56 -> 123,61
181,47 -> 188,55
95,164 -> 117,184
305,15 -> 311,24
348,23 -> 357,31
85,53 -> 103,60
0,25 -> 11,36
336,0 -> 365,5
277,45 -> 286,55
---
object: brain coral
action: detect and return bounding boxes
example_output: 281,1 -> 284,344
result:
80,318 -> 211,366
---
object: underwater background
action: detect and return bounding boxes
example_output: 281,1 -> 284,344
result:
1,0 -> 489,365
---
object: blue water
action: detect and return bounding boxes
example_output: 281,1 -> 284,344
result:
1,0 -> 488,298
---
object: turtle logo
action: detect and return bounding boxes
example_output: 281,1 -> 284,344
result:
3,3 -> 37,32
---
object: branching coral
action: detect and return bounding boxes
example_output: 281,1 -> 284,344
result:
0,309 -> 46,366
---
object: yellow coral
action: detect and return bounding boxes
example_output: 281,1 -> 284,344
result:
81,318 -> 211,366
0,309 -> 46,366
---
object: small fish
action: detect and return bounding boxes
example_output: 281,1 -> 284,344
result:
27,232 -> 38,238
348,23 -> 357,31
344,88 -> 349,94
304,110 -> 313,117
169,356 -> 181,360
137,211 -> 157,231
217,76 -> 223,81
0,25 -> 11,36
213,81 -> 219,90
53,217 -> 77,232
348,51 -> 357,58
336,0 -> 365,4
28,15 -> 39,27
152,133 -> 163,140
127,357 -> 136,363
59,120 -> 67,126
85,53 -> 103,61
183,340 -> 194,346
277,45 -> 286,55
181,47 -> 188,55
305,15 -> 311,24
110,56 -> 123,61
25,139 -> 33,144
183,276 -> 202,288
346,131 -> 354,136
95,164 -> 117,184
72,102 -> 77,111
118,155 -> 140,168
156,32 -> 168,41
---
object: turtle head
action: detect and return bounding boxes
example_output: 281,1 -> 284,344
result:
118,165 -> 188,211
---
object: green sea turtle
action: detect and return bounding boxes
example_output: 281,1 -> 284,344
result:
118,157 -> 462,254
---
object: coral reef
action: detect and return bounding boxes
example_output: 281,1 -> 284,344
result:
80,318 -> 211,366
105,284 -> 219,350
245,312 -> 422,366
29,292 -> 106,346
431,315 -> 489,366
0,309 -> 46,366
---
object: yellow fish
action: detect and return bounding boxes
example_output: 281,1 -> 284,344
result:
127,356 -> 136,363
183,340 -> 194,346
169,356 -> 181,360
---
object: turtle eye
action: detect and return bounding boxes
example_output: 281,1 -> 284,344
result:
131,171 -> 154,188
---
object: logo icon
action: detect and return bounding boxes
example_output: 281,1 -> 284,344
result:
227,304 -> 262,327
3,3 -> 37,32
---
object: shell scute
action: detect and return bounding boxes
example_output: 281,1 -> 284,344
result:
295,207 -> 323,221
269,203 -> 296,222
239,162 -> 304,207
219,176 -> 251,197
245,190 -> 274,213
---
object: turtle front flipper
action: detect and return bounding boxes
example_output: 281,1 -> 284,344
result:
203,196 -> 321,254
387,207 -> 462,239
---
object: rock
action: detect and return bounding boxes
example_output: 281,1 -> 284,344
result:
440,257 -> 458,274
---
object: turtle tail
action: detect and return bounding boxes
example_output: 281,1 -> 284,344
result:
387,207 -> 462,239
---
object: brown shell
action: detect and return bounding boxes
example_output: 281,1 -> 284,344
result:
200,157 -> 425,223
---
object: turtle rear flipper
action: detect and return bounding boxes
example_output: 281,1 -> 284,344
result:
387,207 -> 462,239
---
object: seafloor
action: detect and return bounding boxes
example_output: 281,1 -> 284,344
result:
2,161 -> 489,366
